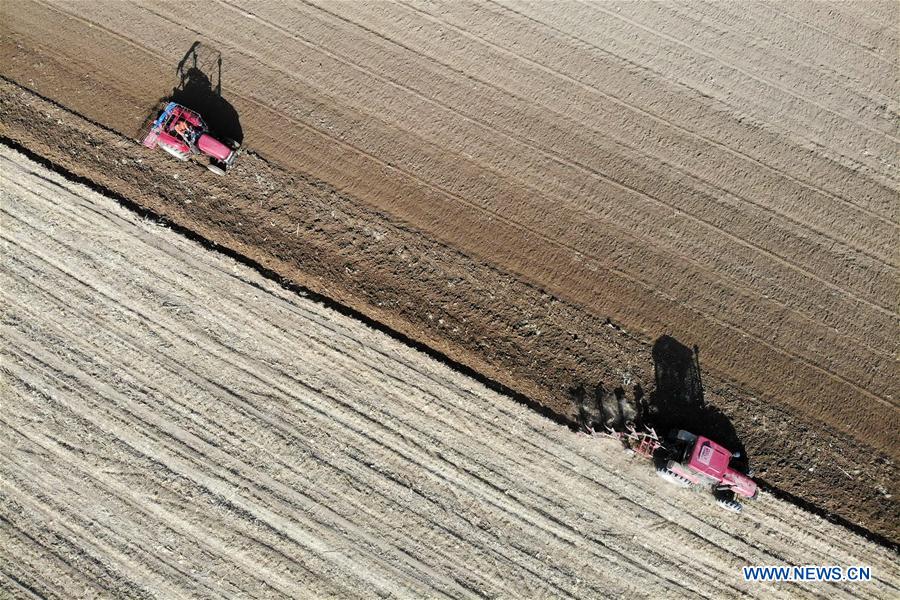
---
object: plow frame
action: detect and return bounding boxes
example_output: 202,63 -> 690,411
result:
589,423 -> 666,460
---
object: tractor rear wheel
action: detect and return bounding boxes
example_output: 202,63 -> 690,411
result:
656,466 -> 692,488
716,498 -> 743,513
160,144 -> 189,161
676,430 -> 697,443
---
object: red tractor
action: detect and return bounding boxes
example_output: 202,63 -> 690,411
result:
142,102 -> 241,175
656,430 -> 757,512
603,425 -> 758,512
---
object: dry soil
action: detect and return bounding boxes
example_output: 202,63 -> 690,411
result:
2,145 -> 899,599
1,0 -> 898,542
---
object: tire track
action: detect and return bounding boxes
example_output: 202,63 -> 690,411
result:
2,392 -> 331,598
1,244 -> 686,599
3,343 -> 456,599
0,224 -> 648,596
759,0 -> 900,63
0,212 -> 783,596
287,0 -> 900,260
3,188 -> 736,592
434,0 -> 900,211
1,272 -> 595,598
677,0 -> 898,103
203,0 -> 899,330
577,0 -> 899,145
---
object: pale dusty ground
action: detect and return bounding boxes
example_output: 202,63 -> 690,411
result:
2,147 -> 897,598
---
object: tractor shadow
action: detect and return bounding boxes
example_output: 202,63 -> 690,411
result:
644,335 -> 749,468
136,42 -> 242,144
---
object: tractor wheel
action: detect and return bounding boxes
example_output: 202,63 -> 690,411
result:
676,430 -> 697,443
716,498 -> 743,513
160,144 -> 189,161
656,466 -> 692,488
207,164 -> 226,176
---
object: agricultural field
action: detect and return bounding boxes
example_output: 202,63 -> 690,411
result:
3,145 -> 898,598
0,0 -> 898,593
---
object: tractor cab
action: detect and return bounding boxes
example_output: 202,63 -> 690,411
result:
685,436 -> 733,479
142,102 -> 241,174
659,430 -> 758,509
144,103 -> 203,156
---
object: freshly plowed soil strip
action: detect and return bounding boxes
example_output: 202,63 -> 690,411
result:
2,146 -> 898,598
1,1 -> 898,541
